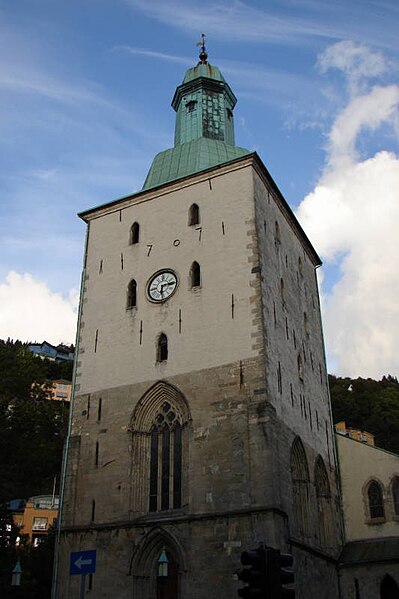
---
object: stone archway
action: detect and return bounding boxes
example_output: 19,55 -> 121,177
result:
130,527 -> 186,599
380,574 -> 399,599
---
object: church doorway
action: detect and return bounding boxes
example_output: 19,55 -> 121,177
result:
380,574 -> 399,599
156,549 -> 179,599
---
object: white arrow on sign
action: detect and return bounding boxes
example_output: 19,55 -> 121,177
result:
74,556 -> 93,569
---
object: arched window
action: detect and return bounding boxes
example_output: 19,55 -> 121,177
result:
150,402 -> 182,512
392,477 -> 399,516
127,279 -> 137,309
314,456 -> 332,547
130,222 -> 140,245
290,437 -> 310,538
188,204 -> 200,226
130,381 -> 191,516
190,261 -> 201,288
157,333 -> 168,362
367,480 -> 385,519
380,574 -> 399,599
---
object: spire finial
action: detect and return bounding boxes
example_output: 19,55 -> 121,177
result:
196,33 -> 208,64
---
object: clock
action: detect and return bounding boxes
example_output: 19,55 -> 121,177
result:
147,270 -> 178,302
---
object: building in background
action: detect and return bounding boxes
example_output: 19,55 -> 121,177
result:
28,341 -> 75,362
336,434 -> 399,597
56,44 -> 342,599
12,495 -> 59,547
335,421 -> 375,446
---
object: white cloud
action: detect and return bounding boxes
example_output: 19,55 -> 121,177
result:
0,271 -> 78,345
296,43 -> 399,378
318,41 -> 387,95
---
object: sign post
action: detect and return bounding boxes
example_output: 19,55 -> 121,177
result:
70,550 -> 96,597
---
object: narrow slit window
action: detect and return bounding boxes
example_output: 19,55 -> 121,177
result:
191,261 -> 201,288
298,354 -> 304,381
130,222 -> 140,245
157,333 -> 168,362
188,203 -> 200,226
275,221 -> 281,246
127,279 -> 137,309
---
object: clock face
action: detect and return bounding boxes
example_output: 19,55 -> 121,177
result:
147,270 -> 178,302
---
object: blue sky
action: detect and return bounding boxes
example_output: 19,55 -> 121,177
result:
0,0 -> 398,378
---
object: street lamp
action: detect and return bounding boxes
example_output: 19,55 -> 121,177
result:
11,559 -> 22,586
158,547 -> 168,578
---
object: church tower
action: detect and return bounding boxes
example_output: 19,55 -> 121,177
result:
55,43 -> 342,599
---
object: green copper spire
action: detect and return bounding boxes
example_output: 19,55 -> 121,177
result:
142,38 -> 249,190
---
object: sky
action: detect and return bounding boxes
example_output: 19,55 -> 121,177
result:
0,0 -> 398,379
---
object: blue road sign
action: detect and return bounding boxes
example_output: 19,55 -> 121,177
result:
70,550 -> 96,576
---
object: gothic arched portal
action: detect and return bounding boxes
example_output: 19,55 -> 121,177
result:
380,574 -> 399,599
130,527 -> 186,599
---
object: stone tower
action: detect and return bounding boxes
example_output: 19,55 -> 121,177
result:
55,47 -> 342,599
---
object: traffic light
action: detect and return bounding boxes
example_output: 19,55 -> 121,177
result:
264,548 -> 295,598
278,551 -> 295,598
237,547 -> 266,598
237,545 -> 295,598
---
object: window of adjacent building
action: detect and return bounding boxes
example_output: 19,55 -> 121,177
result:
127,279 -> 137,309
367,480 -> 385,519
188,203 -> 200,226
392,477 -> 399,516
149,401 -> 182,512
190,261 -> 201,288
157,334 -> 168,362
130,222 -> 140,245
32,517 -> 48,531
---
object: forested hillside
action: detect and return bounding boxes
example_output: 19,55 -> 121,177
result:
329,374 -> 399,454
0,339 -> 72,503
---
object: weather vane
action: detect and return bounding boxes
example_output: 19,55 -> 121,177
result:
196,33 -> 208,64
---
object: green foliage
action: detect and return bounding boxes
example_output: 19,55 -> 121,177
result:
0,339 -> 70,503
329,374 -> 399,454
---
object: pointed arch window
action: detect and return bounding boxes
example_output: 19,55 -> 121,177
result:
130,222 -> 140,245
127,279 -> 137,309
190,261 -> 201,288
315,456 -> 332,547
188,204 -> 200,226
392,477 -> 399,516
291,437 -> 310,539
367,480 -> 385,519
149,402 -> 182,512
157,333 -> 168,362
